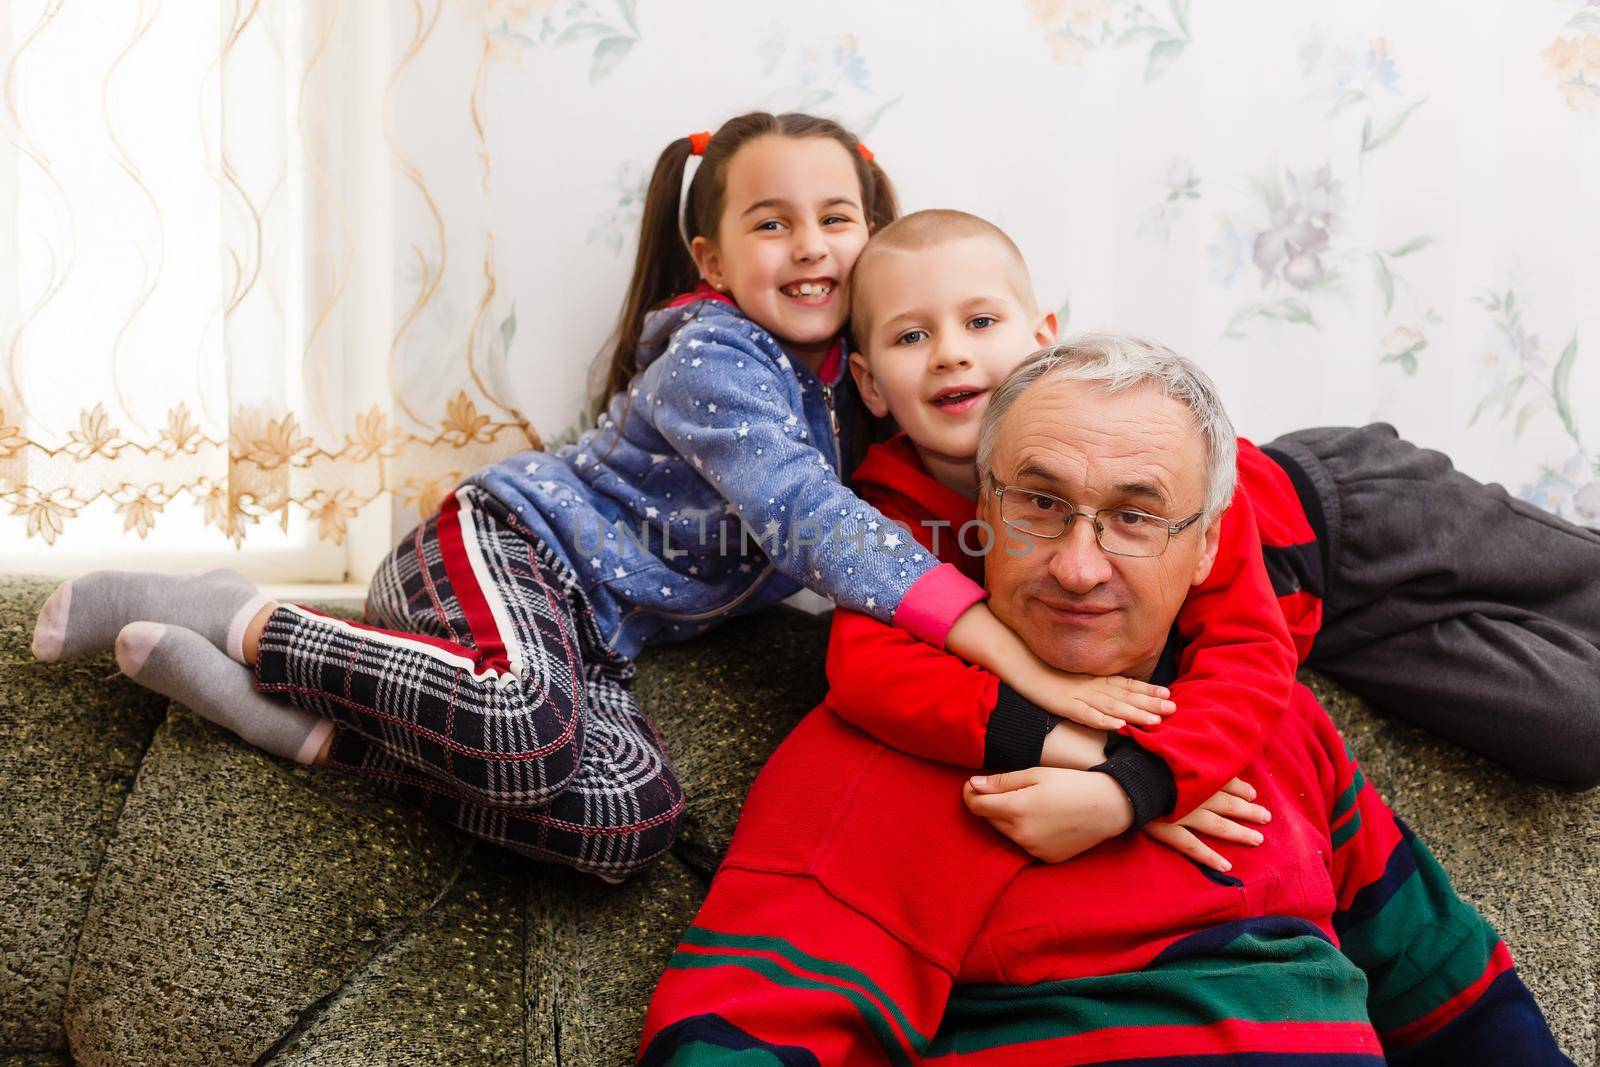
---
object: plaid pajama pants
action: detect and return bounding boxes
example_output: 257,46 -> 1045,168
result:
253,484 -> 685,879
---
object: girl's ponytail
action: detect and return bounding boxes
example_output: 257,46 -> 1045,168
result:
862,158 -> 899,234
591,136 -> 701,417
590,112 -> 899,423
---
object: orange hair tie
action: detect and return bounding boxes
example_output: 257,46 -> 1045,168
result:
688,131 -> 712,156
856,141 -> 874,163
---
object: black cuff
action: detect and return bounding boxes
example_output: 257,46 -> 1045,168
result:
1090,733 -> 1177,829
983,683 -> 1054,772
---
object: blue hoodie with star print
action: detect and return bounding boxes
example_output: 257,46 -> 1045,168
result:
469,288 -> 984,662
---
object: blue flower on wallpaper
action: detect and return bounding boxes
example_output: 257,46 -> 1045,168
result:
1207,218 -> 1250,287
1472,289 -> 1575,425
1471,286 -> 1596,521
587,160 -> 649,255
1298,30 -> 1426,156
1523,456 -> 1600,522
759,29 -> 899,136
1300,31 -> 1401,96
1139,158 -> 1201,242
818,39 -> 872,91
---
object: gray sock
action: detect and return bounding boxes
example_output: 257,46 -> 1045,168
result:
33,568 -> 272,665
114,621 -> 333,765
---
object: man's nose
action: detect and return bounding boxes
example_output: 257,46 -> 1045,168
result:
1046,515 -> 1114,594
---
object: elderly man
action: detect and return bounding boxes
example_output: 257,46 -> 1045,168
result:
638,340 -> 1569,1065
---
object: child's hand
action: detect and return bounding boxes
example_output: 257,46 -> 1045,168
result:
963,768 -> 1135,863
1140,777 -> 1271,873
944,603 -> 1174,730
1042,672 -> 1177,731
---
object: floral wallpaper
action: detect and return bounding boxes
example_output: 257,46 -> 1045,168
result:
4,0 -> 1597,566
480,0 -> 1593,524
480,1 -> 1597,525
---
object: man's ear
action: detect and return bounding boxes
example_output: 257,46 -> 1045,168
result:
1033,310 -> 1059,347
1189,506 -> 1225,589
848,350 -> 891,418
689,235 -> 723,290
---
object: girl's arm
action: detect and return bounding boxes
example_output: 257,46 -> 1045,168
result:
828,607 -> 1074,767
827,607 -> 1153,772
649,317 -> 982,646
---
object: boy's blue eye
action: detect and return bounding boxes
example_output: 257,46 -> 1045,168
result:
969,316 -> 996,329
896,329 -> 927,345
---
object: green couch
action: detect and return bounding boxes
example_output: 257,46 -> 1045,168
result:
2,575 -> 1594,1064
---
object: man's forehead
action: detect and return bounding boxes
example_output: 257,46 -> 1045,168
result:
995,380 -> 1205,504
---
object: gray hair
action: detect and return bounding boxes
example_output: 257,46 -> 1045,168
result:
976,333 -> 1239,522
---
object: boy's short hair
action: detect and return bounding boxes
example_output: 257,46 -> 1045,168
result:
850,209 -> 1038,347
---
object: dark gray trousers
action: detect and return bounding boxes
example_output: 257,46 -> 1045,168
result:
1265,424 -> 1600,789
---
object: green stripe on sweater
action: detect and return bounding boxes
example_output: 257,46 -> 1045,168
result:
666,950 -> 914,1065
1331,806 -> 1365,850
680,927 -> 930,1050
652,1041 -> 792,1066
1331,766 -> 1366,823
926,929 -> 1369,1056
1336,834 -> 1498,1033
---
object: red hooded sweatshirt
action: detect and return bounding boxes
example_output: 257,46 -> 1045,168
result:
823,433 -> 1321,822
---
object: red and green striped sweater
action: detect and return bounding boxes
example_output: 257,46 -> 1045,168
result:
639,687 -> 1566,1064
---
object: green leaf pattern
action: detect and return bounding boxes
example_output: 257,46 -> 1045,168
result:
1027,0 -> 1191,79
485,0 -> 640,82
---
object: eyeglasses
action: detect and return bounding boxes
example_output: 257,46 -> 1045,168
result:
989,480 -> 1203,558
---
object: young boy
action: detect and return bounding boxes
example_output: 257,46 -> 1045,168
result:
833,208 -> 1600,864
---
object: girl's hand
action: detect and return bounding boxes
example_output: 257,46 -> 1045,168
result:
1140,777 -> 1271,873
1041,672 -> 1176,731
945,603 -> 1174,731
963,767 -> 1134,863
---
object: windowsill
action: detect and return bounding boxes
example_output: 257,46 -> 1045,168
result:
259,582 -> 369,607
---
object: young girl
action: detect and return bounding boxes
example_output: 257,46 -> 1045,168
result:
31,112 -> 1169,881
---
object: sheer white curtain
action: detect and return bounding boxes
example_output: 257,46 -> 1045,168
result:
1,1 -> 536,580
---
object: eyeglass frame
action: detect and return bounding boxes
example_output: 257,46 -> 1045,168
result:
986,477 -> 1204,558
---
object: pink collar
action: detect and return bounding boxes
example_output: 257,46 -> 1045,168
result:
665,281 -> 736,309
817,339 -> 844,385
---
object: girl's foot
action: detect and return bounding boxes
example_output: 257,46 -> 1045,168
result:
33,568 -> 272,665
114,621 -> 333,765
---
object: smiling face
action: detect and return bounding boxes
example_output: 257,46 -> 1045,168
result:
979,378 -> 1223,680
849,235 -> 1057,495
689,135 -> 871,369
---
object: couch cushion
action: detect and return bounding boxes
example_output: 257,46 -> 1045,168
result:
0,578 -> 167,1058
524,851 -> 709,1065
6,570 -> 1593,1064
63,709 -> 475,1066
262,848 -> 528,1065
635,605 -> 829,872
